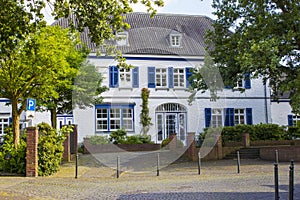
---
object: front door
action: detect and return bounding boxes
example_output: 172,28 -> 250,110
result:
156,112 -> 186,145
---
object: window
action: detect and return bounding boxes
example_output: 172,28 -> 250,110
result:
174,68 -> 185,87
288,115 -> 300,126
0,117 -> 9,135
234,109 -> 245,125
205,108 -> 252,128
212,108 -> 223,128
148,67 -> 192,89
170,35 -> 181,47
156,68 -> 167,87
116,32 -> 128,46
119,68 -> 131,86
109,66 -> 139,88
95,104 -> 134,132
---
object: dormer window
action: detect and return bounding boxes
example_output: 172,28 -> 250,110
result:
116,32 -> 128,46
170,34 -> 182,47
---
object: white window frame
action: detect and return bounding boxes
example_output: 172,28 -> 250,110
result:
293,115 -> 300,126
110,108 -> 121,131
212,108 -> 223,128
156,68 -> 168,88
96,109 -> 108,131
170,34 -> 181,47
122,108 -> 133,130
119,68 -> 131,87
234,108 -> 245,125
173,68 -> 185,88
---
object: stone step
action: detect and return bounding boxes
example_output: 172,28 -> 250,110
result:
225,148 -> 260,159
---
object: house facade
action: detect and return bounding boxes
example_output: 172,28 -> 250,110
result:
0,13 -> 295,144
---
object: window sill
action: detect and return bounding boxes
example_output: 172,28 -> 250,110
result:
118,87 -> 133,91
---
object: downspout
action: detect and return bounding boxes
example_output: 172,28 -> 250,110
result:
264,83 -> 269,124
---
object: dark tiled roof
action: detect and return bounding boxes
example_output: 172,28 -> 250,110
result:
53,12 -> 214,56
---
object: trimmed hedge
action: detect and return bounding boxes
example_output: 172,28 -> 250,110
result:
199,124 -> 294,145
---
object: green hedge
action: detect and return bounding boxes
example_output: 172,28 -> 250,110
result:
198,124 -> 294,145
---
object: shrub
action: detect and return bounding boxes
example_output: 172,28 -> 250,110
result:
37,123 -> 69,176
109,129 -> 127,144
123,135 -> 153,144
88,135 -> 110,145
161,138 -> 170,148
0,127 -> 26,174
287,124 -> 300,139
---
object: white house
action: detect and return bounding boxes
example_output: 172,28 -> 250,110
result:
0,13 -> 295,144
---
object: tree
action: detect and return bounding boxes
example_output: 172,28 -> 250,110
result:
0,0 -> 164,147
206,0 -> 300,113
140,88 -> 152,135
0,25 -> 82,148
188,53 -> 224,104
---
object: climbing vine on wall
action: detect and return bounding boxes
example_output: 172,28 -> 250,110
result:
140,88 -> 152,135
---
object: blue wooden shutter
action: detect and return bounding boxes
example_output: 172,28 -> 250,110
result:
9,117 -> 12,124
168,67 -> 174,88
224,108 -> 234,126
109,66 -> 119,88
288,115 -> 294,126
132,67 -> 139,88
186,67 -> 193,88
205,108 -> 212,128
244,73 -> 251,89
148,67 -> 156,88
246,108 -> 253,125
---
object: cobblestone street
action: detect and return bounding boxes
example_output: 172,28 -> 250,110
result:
0,155 -> 299,200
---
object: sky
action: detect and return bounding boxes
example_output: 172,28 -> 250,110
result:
45,0 -> 215,24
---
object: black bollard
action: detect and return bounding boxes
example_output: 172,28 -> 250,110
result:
117,156 -> 120,178
75,154 -> 78,179
289,160 -> 294,200
198,152 -> 201,175
274,163 -> 279,200
237,151 -> 241,174
157,153 -> 160,176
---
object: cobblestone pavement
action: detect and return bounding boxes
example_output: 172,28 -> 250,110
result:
0,154 -> 299,200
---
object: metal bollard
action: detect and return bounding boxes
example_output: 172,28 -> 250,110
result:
289,160 -> 294,200
198,152 -> 201,175
117,156 -> 120,178
274,163 -> 279,200
237,151 -> 241,174
75,154 -> 78,179
157,153 -> 160,176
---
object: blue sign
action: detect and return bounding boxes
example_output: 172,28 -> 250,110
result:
26,98 -> 36,111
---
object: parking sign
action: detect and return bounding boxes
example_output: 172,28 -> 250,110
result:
26,98 -> 36,111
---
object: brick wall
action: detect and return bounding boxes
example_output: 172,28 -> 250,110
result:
260,146 -> 300,162
26,127 -> 38,177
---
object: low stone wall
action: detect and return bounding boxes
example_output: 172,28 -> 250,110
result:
251,140 -> 298,147
260,146 -> 300,162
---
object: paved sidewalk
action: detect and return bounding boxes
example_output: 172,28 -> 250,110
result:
0,155 -> 299,199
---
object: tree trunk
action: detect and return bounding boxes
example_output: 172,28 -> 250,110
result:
50,108 -> 57,129
11,98 -> 20,149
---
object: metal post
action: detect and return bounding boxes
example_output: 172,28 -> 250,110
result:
117,156 -> 120,178
75,154 -> 78,179
198,152 -> 201,175
237,151 -> 241,174
275,150 -> 279,164
289,160 -> 294,200
274,163 -> 279,200
157,153 -> 160,176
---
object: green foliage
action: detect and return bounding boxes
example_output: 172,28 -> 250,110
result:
37,123 -> 67,176
0,127 -> 26,174
140,88 -> 152,134
88,135 -> 110,145
207,0 -> 300,113
161,138 -> 171,148
123,135 -> 153,144
109,129 -> 153,144
200,124 -> 290,145
109,129 -> 127,144
287,124 -> 300,139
